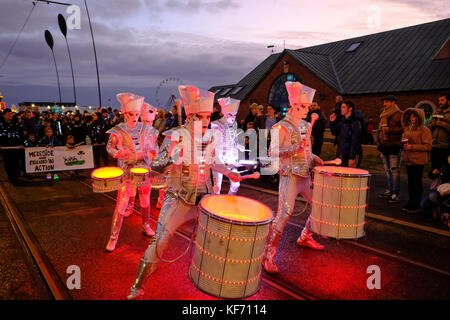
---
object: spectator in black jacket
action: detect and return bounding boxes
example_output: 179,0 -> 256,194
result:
88,112 -> 109,168
306,100 -> 327,157
68,114 -> 86,144
329,100 -> 362,168
0,109 -> 25,181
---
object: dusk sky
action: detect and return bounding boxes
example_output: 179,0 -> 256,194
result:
0,0 -> 448,110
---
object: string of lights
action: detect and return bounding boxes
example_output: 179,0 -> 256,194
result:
197,219 -> 269,242
312,182 -> 369,191
311,199 -> 367,209
311,216 -> 366,228
190,262 -> 260,286
194,241 -> 263,264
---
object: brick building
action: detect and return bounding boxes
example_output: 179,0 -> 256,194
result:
210,18 -> 450,126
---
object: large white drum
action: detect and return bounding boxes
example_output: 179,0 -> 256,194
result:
129,167 -> 150,188
311,166 -> 370,239
91,167 -> 125,193
189,195 -> 273,299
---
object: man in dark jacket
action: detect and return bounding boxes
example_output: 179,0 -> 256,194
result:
306,100 -> 327,157
429,92 -> 450,172
0,109 -> 25,181
376,95 -> 404,203
330,100 -> 361,168
330,96 -> 343,158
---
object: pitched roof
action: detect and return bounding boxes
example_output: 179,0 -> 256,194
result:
210,18 -> 450,99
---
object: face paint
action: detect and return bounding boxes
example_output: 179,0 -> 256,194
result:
125,111 -> 140,128
289,103 -> 309,123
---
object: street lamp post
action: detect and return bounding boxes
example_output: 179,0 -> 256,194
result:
44,29 -> 62,103
84,0 -> 102,108
58,13 -> 76,105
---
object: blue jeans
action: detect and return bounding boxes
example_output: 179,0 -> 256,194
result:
380,151 -> 402,195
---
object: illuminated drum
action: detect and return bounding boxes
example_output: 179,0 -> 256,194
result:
129,167 -> 150,188
311,166 -> 370,239
189,195 -> 273,299
91,167 -> 125,193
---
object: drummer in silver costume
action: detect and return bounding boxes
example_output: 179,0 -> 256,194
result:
105,93 -> 159,252
124,102 -> 160,218
210,97 -> 242,195
263,81 -> 324,274
127,85 -> 241,300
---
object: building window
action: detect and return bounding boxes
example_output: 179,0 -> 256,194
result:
219,87 -> 233,96
268,73 -> 302,111
434,38 -> 450,60
346,42 -> 361,52
230,86 -> 244,95
415,100 -> 436,125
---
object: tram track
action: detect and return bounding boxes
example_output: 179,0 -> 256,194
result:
0,181 -> 72,300
2,170 -> 446,300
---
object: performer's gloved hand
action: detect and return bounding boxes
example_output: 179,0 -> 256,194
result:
237,144 -> 245,152
228,171 -> 242,182
116,149 -> 130,160
313,156 -> 324,166
149,149 -> 157,160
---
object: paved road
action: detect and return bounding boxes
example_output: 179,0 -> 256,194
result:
0,165 -> 448,300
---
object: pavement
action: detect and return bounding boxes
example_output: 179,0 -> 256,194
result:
0,159 -> 449,300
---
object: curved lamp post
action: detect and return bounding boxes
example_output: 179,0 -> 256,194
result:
58,13 -> 76,105
45,29 -> 62,103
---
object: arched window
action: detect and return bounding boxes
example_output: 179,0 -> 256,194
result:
415,100 -> 436,125
268,73 -> 302,110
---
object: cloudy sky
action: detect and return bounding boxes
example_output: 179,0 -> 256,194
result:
0,0 -> 448,110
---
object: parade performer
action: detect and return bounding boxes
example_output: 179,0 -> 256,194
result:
127,85 -> 241,299
263,81 -> 324,274
124,102 -> 160,218
105,93 -> 158,252
210,97 -> 241,195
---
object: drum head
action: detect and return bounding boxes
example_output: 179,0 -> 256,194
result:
314,166 -> 370,177
91,167 -> 124,180
200,195 -> 273,225
130,167 -> 149,175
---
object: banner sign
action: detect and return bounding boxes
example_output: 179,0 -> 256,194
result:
25,145 -> 94,173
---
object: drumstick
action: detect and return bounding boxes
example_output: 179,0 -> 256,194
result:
239,172 -> 260,180
323,158 -> 342,166
303,113 -> 319,148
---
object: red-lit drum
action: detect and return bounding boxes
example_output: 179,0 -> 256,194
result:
91,167 -> 125,193
189,195 -> 273,299
129,167 -> 150,188
311,166 -> 370,239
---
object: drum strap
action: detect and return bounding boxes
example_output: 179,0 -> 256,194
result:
115,125 -> 137,156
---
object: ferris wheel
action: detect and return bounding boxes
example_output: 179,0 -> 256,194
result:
154,77 -> 184,111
